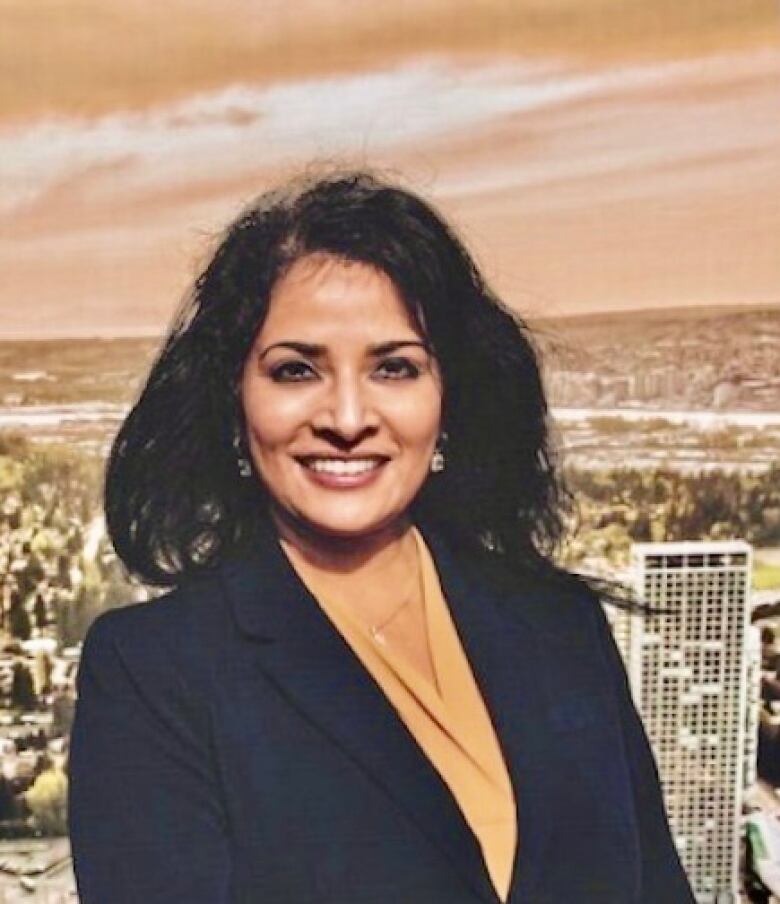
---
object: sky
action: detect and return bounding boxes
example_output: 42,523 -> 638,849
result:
1,0 -> 778,336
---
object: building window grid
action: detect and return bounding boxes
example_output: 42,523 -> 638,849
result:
632,546 -> 749,901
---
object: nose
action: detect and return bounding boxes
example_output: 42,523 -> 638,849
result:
313,373 -> 378,443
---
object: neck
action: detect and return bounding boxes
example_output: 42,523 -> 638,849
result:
270,507 -> 415,577
269,509 -> 425,627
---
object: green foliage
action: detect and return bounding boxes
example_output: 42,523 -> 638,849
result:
0,455 -> 23,491
564,464 -> 780,564
754,560 -> 780,591
24,767 -> 68,837
0,430 -> 133,648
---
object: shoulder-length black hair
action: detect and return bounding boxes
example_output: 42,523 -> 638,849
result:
106,169 -> 576,591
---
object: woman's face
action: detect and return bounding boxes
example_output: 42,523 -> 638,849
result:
241,254 -> 443,542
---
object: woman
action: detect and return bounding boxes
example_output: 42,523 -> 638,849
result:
68,171 -> 695,903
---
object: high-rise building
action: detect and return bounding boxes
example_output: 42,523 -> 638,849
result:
612,541 -> 752,904
743,625 -> 762,793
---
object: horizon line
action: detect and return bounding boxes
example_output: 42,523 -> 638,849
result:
0,298 -> 778,342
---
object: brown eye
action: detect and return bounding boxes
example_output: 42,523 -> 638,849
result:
375,357 -> 421,380
269,360 -> 317,382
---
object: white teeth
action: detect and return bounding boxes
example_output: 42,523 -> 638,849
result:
304,458 -> 382,476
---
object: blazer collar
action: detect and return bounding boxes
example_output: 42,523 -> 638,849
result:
219,522 -> 580,903
222,519 -> 592,649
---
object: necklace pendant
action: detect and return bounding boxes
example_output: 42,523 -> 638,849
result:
370,626 -> 387,645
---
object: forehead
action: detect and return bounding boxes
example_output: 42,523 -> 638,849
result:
258,255 -> 421,341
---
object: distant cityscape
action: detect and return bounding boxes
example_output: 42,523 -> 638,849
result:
0,303 -> 778,902
542,305 -> 780,413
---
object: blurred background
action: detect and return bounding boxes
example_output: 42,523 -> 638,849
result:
0,1 -> 778,900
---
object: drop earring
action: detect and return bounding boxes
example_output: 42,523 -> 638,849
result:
233,430 -> 253,478
430,432 -> 447,473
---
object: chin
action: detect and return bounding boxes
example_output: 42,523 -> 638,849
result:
304,520 -> 388,540
289,509 -> 406,542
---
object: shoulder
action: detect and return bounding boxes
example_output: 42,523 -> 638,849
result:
87,566 -> 226,641
80,568 -> 232,699
70,576 -> 233,806
473,552 -> 610,650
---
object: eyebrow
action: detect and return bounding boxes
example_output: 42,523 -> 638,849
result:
257,340 -> 430,360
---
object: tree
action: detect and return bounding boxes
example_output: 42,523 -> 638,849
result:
0,775 -> 18,821
24,767 -> 68,836
627,509 -> 651,542
8,602 -> 31,642
10,662 -> 36,710
51,694 -> 75,738
33,593 -> 48,630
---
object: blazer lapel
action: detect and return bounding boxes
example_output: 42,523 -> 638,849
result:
418,527 -> 566,903
219,523 -> 499,904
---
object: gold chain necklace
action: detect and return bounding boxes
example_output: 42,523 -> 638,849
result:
368,559 -> 423,646
369,595 -> 415,646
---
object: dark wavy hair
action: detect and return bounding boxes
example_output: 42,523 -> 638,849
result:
106,169 -> 580,592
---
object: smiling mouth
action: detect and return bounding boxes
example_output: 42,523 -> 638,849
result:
296,456 -> 388,476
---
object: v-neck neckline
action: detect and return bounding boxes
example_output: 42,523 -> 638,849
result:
305,526 -> 440,695
308,527 -> 513,787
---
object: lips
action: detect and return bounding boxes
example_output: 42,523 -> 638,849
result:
296,455 -> 388,486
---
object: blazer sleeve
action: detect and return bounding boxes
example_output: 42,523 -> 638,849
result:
68,607 -> 231,903
591,599 -> 697,904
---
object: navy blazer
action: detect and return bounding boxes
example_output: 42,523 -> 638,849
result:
68,524 -> 695,903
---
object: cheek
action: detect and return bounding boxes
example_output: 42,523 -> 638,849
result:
241,386 -> 307,450
389,390 -> 442,447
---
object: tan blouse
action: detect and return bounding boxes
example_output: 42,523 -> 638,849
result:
299,526 -> 518,901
